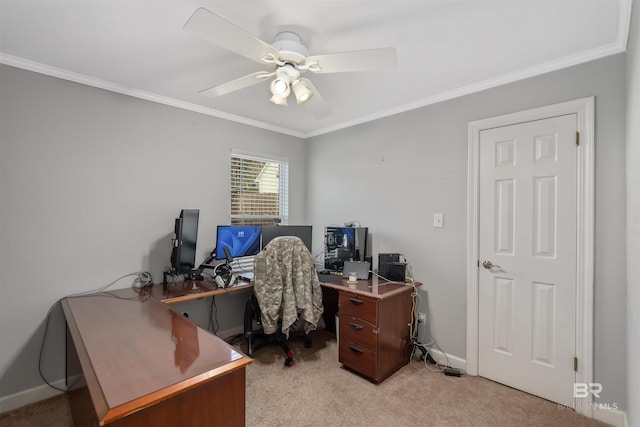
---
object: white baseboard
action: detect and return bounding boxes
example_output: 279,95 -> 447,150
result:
216,325 -> 245,342
0,379 -> 66,414
592,405 -> 628,427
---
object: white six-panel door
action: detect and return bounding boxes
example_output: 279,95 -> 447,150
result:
478,114 -> 578,406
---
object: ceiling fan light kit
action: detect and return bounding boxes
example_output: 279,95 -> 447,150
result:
270,68 -> 292,95
269,93 -> 288,106
266,64 -> 314,106
267,64 -> 310,106
184,7 -> 397,117
292,79 -> 313,104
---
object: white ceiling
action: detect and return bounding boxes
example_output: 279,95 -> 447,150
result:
0,1 -> 631,138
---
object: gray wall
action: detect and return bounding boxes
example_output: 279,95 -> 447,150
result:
0,52 -> 630,413
0,64 -> 307,397
307,54 -> 628,409
626,2 -> 640,426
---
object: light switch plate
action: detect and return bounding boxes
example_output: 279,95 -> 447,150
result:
434,213 -> 444,228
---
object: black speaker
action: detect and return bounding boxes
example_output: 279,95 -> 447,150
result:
378,253 -> 406,282
379,253 -> 401,264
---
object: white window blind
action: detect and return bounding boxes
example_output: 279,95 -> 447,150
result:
230,152 -> 289,226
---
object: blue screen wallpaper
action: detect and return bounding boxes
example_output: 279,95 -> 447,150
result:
215,225 -> 261,259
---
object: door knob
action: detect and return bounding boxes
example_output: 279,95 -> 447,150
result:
482,260 -> 502,270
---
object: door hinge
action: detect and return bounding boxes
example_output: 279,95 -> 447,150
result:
574,356 -> 578,372
576,131 -> 580,146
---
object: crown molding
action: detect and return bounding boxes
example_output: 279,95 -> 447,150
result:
1,0 -> 631,141
307,45 -> 629,138
306,1 -> 632,138
0,53 -> 306,139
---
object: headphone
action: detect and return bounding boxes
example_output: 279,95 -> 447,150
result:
213,262 -> 233,288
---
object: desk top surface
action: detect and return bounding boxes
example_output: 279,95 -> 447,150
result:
155,276 -> 418,302
150,279 -> 253,304
320,277 -> 421,298
62,287 -> 251,423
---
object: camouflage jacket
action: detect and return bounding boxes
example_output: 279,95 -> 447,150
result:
253,236 -> 324,337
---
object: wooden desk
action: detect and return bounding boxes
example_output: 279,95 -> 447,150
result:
151,279 -> 253,304
62,286 -> 252,427
321,278 -> 421,383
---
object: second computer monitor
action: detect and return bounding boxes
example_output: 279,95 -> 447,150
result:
261,225 -> 313,253
215,225 -> 262,260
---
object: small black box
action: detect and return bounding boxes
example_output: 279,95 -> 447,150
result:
378,253 -> 406,282
378,253 -> 402,264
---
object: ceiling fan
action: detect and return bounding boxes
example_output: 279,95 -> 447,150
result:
184,8 -> 397,118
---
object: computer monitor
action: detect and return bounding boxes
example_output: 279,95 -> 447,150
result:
261,225 -> 313,253
215,225 -> 261,260
171,209 -> 199,274
323,226 -> 368,272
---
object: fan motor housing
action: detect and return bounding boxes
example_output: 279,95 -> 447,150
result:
272,31 -> 309,64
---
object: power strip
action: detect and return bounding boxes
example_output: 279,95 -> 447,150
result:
443,367 -> 462,377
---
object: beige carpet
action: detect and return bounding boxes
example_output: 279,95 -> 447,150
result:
0,330 -> 607,427
244,331 -> 606,427
0,393 -> 72,427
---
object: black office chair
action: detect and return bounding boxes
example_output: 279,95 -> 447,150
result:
243,294 -> 311,366
243,236 -> 323,366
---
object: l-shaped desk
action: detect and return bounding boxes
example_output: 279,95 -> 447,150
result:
62,276 -> 419,425
61,280 -> 254,427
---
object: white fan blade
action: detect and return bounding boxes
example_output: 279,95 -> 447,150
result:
184,8 -> 279,64
200,72 -> 272,97
301,79 -> 332,118
306,47 -> 396,74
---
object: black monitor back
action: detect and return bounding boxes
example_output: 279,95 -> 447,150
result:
171,209 -> 199,273
261,225 -> 312,253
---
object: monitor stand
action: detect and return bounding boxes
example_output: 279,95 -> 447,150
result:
163,269 -> 203,291
185,269 -> 203,283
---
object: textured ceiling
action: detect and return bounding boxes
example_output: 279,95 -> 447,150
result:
0,1 -> 631,138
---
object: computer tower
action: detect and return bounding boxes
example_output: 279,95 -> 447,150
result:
324,226 -> 368,272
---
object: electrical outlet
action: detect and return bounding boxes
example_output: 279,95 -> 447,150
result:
417,312 -> 426,324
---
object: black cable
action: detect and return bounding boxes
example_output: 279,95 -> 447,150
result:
213,297 -> 219,333
39,272 -> 153,392
38,299 -> 67,392
208,296 -> 219,334
208,297 -> 214,332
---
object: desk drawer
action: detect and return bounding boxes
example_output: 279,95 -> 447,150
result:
339,315 -> 377,350
339,292 -> 377,325
339,340 -> 376,380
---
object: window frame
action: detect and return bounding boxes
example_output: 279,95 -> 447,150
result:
230,150 -> 289,226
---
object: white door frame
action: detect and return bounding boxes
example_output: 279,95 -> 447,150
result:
466,97 -> 595,417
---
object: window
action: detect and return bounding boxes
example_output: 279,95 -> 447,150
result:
230,151 -> 289,226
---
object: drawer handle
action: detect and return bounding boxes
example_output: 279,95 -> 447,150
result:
349,345 -> 363,353
349,322 -> 364,330
349,298 -> 364,305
